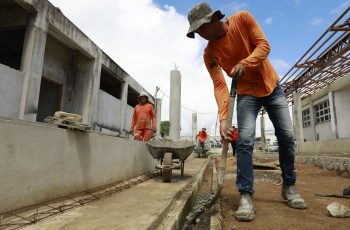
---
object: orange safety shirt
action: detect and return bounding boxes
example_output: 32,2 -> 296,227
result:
233,130 -> 238,142
198,130 -> 208,143
204,11 -> 279,121
131,103 -> 156,130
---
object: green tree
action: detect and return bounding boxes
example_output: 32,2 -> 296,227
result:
160,121 -> 170,137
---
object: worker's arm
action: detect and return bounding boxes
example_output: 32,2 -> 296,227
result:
237,11 -> 270,69
204,52 -> 229,122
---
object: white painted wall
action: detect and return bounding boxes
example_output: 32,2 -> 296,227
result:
315,121 -> 336,140
0,118 -> 156,213
126,105 -> 134,131
334,85 -> 350,138
97,90 -> 122,130
0,63 -> 23,118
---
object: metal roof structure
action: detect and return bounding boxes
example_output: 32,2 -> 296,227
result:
281,7 -> 350,103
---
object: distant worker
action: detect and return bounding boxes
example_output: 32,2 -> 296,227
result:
230,126 -> 238,156
130,92 -> 156,142
196,128 -> 208,149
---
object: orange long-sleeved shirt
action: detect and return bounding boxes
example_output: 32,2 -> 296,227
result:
204,11 -> 279,121
197,130 -> 208,143
131,103 -> 156,130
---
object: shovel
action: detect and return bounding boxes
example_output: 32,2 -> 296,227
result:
183,73 -> 239,228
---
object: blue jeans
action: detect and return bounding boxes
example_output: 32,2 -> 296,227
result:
236,84 -> 296,195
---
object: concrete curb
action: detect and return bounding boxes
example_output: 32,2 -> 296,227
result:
253,152 -> 350,178
297,155 -> 350,178
152,159 -> 209,230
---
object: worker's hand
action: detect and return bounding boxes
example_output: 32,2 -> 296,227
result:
129,127 -> 134,133
152,127 -> 156,133
229,63 -> 245,78
220,120 -> 234,142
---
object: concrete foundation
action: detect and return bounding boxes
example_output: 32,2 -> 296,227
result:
0,118 -> 156,214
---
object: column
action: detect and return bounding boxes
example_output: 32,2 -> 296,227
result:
260,111 -> 266,152
293,92 -> 304,152
156,98 -> 162,137
120,81 -> 128,134
169,69 -> 181,139
19,5 -> 49,120
192,112 -> 197,142
328,91 -> 339,139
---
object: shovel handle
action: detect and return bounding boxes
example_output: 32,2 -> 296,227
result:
226,73 -> 240,129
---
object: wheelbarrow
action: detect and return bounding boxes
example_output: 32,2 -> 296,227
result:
193,147 -> 209,158
146,137 -> 196,182
193,142 -> 211,158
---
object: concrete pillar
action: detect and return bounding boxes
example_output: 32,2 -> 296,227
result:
120,81 -> 128,133
192,113 -> 197,142
155,98 -> 162,137
309,100 -> 317,141
293,92 -> 304,151
72,51 -> 102,126
328,91 -> 339,139
19,5 -> 49,120
169,69 -> 181,139
260,112 -> 266,152
87,51 -> 103,127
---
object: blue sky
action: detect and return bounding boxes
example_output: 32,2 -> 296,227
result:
154,0 -> 349,75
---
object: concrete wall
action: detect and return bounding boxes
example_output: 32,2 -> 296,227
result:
0,63 -> 23,118
334,85 -> 350,138
125,105 -> 134,131
0,118 -> 156,213
298,138 -> 350,155
301,75 -> 350,141
97,90 -> 122,131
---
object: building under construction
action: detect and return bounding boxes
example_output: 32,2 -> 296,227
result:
0,0 -> 350,229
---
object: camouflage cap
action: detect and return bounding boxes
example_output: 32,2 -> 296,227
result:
186,2 -> 224,38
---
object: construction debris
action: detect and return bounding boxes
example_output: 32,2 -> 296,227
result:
327,202 -> 350,218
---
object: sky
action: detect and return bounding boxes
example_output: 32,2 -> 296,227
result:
49,0 -> 349,137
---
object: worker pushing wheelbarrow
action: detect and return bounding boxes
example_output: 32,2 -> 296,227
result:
146,137 -> 196,182
193,127 -> 210,158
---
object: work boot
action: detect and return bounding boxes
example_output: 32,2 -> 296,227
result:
282,184 -> 307,209
234,194 -> 256,222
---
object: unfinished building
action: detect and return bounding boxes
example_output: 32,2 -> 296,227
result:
281,7 -> 350,154
0,0 -> 156,214
0,0 -> 153,134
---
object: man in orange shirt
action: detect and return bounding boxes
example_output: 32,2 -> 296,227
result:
130,92 -> 156,142
196,128 -> 208,149
187,3 -> 306,221
231,126 -> 238,157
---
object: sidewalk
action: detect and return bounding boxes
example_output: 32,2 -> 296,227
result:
21,157 -> 208,230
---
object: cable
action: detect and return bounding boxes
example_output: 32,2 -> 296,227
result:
158,89 -> 218,115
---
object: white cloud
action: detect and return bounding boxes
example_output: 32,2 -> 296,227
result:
48,0 -> 220,136
330,0 -> 350,15
309,17 -> 324,26
270,58 -> 290,76
264,17 -> 273,25
225,2 -> 248,12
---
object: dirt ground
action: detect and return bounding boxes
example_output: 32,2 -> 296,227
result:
219,155 -> 350,230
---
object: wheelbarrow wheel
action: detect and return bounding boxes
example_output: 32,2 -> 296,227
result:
163,152 -> 172,183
